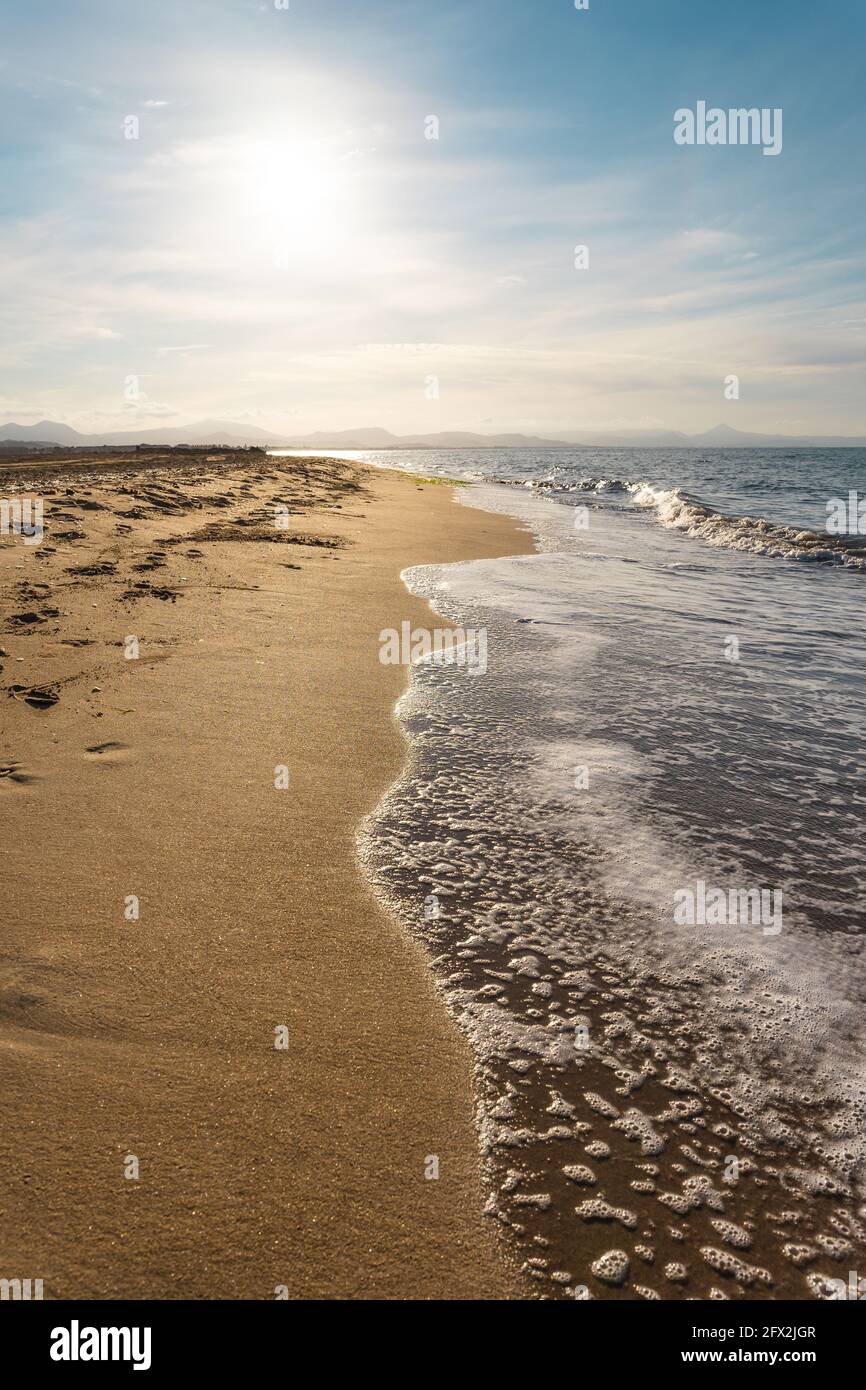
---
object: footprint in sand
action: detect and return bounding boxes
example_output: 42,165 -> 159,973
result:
84,741 -> 131,766
7,683 -> 60,709
0,986 -> 46,1021
65,561 -> 117,577
9,611 -> 47,627
0,762 -> 34,786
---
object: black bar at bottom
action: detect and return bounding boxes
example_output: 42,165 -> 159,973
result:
2,1295 -> 858,1376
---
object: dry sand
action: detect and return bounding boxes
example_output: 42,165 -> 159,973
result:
0,450 -> 532,1299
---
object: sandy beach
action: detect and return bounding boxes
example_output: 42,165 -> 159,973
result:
0,449 -> 531,1299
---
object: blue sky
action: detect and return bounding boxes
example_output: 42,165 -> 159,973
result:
1,0 -> 864,435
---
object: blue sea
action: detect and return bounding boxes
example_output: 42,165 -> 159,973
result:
285,446 -> 866,1298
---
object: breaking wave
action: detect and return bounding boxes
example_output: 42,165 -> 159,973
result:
501,475 -> 866,571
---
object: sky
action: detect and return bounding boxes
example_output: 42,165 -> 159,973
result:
1,0 -> 865,437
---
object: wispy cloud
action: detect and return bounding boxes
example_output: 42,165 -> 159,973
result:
0,0 -> 864,434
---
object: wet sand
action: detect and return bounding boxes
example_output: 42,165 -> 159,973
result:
0,449 -> 531,1299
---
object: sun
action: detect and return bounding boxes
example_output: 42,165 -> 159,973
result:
229,135 -> 355,266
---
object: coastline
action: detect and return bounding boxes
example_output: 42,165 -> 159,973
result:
0,452 -> 532,1299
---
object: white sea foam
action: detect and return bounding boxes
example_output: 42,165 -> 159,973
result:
494,472 -> 866,570
360,475 -> 866,1297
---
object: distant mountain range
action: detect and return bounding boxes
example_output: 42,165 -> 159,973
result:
0,419 -> 281,448
554,423 -> 866,448
1,419 -> 866,450
0,419 -> 570,449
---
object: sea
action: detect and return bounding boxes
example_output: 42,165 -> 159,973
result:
281,446 -> 866,1298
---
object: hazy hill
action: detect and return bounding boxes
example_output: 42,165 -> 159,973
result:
2,420 -> 865,449
0,419 -> 281,447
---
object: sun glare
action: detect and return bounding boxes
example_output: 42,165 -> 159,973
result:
230,135 -> 357,267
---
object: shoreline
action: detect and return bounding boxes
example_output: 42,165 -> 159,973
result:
0,452 -> 533,1299
363,474 -> 866,1301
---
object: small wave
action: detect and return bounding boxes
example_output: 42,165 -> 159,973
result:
501,475 -> 866,571
493,474 -> 632,496
628,483 -> 866,571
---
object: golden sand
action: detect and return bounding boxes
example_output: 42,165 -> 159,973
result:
0,451 -> 531,1299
